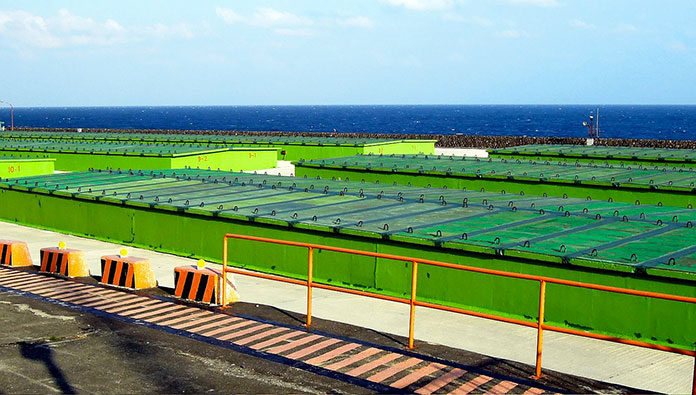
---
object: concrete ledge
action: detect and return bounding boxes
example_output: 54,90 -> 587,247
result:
0,240 -> 32,267
174,265 -> 239,305
39,246 -> 89,277
100,255 -> 157,289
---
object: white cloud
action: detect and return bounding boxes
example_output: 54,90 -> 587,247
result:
469,16 -> 495,27
214,7 -> 243,25
571,19 -> 640,35
381,0 -> 455,11
497,29 -> 529,38
443,13 -> 495,27
339,16 -> 375,29
570,18 -> 595,29
248,8 -> 312,29
216,7 -> 312,28
141,23 -> 194,39
104,19 -> 124,32
216,6 -> 314,35
0,8 -> 195,48
667,40 -> 687,53
53,8 -> 98,33
504,0 -> 559,7
442,13 -> 464,21
0,10 -> 62,47
443,12 -> 532,39
614,23 -> 638,33
216,7 -> 374,35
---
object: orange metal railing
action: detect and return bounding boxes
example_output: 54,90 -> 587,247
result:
221,233 -> 696,392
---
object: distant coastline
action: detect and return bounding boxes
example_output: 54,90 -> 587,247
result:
4,105 -> 695,141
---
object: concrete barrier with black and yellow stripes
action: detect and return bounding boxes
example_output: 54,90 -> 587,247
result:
0,240 -> 33,267
39,245 -> 89,278
100,253 -> 157,290
174,263 -> 239,305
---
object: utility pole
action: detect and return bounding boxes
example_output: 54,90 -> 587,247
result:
0,100 -> 14,130
582,108 -> 600,145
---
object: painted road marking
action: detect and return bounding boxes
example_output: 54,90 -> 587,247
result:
367,356 -> 422,383
250,330 -> 304,350
168,312 -> 222,330
415,367 -> 467,394
305,343 -> 360,366
345,352 -> 403,377
218,323 -> 272,342
324,348 -> 382,371
198,319 -> 253,337
158,310 -> 214,327
486,380 -> 519,394
270,334 -> 329,357
451,374 -> 493,394
390,362 -> 446,389
233,327 -> 289,346
523,387 -> 546,395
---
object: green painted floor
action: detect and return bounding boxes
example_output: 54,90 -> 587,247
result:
297,153 -> 696,190
490,144 -> 696,164
0,131 -> 427,147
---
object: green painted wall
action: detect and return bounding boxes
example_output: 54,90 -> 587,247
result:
171,149 -> 277,171
248,140 -> 435,160
294,165 -> 696,208
0,187 -> 694,350
0,149 -> 277,172
275,145 -> 368,161
362,140 -> 436,157
0,159 -> 55,178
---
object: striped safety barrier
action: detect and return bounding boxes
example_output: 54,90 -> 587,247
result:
39,246 -> 89,278
100,254 -> 157,289
0,240 -> 33,267
174,264 -> 239,305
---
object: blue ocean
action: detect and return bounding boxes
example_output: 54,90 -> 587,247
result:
3,105 -> 695,140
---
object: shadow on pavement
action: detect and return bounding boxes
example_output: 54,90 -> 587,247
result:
19,341 -> 76,394
98,318 -> 198,393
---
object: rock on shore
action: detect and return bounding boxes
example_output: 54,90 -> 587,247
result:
14,127 -> 696,150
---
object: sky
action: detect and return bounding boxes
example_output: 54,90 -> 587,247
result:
0,0 -> 694,106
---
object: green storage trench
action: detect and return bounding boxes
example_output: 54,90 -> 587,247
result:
2,169 -> 696,350
490,144 -> 696,168
294,154 -> 696,207
0,139 -> 277,171
0,131 -> 436,160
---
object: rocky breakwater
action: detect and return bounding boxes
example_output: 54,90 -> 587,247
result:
14,127 -> 696,150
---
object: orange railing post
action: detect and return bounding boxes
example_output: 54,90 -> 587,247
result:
535,280 -> 546,379
692,357 -> 696,395
222,236 -> 228,308
408,261 -> 418,349
307,247 -> 314,328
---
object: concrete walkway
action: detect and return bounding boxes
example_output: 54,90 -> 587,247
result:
240,149 -> 490,179
244,160 -> 295,177
435,148 -> 489,158
0,220 -> 692,393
